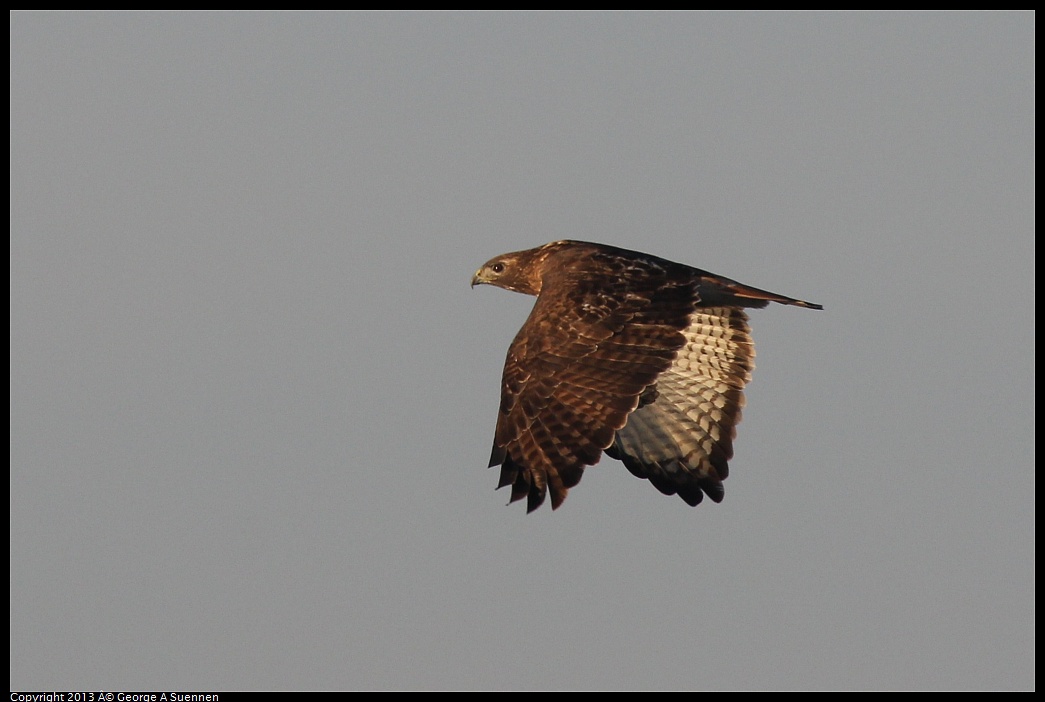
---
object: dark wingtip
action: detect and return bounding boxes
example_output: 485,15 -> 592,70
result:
526,484 -> 547,513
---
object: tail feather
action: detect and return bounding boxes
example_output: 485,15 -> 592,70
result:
704,276 -> 823,310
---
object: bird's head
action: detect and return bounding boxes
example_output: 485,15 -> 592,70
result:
471,248 -> 546,296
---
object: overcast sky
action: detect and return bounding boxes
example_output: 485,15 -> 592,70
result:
10,11 -> 1034,691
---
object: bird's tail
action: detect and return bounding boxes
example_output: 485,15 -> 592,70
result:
706,276 -> 823,310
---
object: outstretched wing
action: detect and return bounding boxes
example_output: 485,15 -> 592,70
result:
490,253 -> 697,512
605,306 -> 756,506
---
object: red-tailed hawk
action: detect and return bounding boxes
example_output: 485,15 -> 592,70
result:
472,240 -> 822,512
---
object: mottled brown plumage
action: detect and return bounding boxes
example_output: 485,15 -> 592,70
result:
472,240 -> 821,512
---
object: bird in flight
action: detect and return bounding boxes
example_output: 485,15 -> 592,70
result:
472,240 -> 822,513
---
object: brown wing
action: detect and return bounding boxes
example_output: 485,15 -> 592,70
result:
490,253 -> 698,512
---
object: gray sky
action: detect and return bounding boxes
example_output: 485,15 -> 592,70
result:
10,11 -> 1034,691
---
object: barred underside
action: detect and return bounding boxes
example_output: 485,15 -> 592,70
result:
607,307 -> 756,505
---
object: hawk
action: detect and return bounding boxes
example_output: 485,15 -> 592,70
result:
472,240 -> 822,512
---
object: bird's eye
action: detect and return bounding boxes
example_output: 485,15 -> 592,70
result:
491,262 -> 506,274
